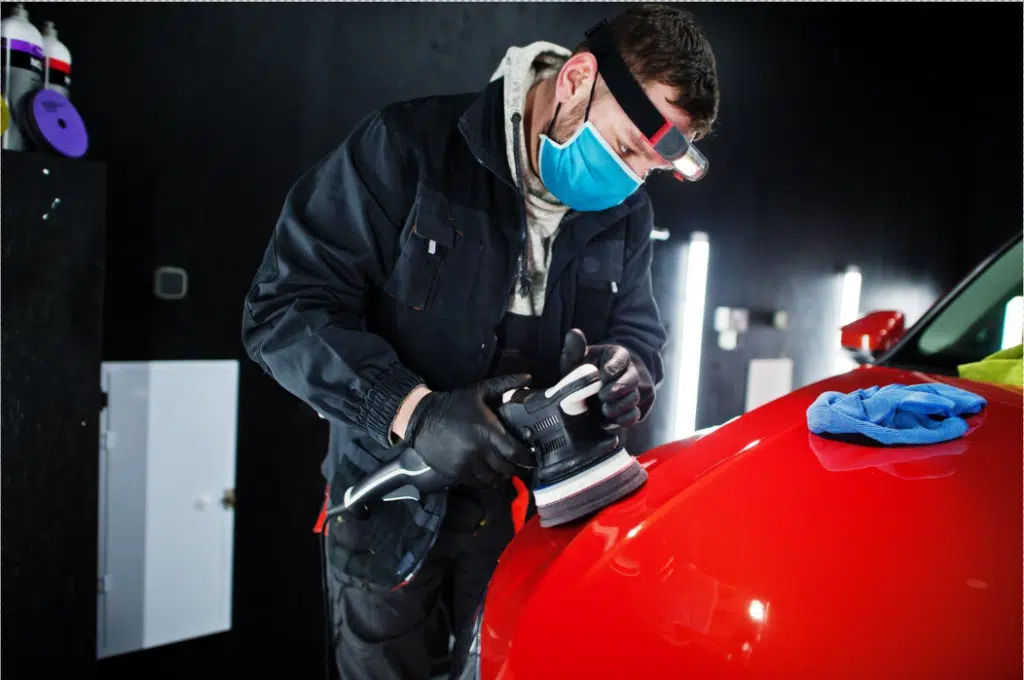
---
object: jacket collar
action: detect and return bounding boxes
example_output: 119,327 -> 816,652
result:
457,77 -> 515,189
457,76 -> 648,224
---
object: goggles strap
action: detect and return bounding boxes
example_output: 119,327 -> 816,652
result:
584,20 -> 674,143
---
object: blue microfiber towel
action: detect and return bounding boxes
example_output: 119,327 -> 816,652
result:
807,383 -> 987,446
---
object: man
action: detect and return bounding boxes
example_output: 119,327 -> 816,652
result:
241,4 -> 718,678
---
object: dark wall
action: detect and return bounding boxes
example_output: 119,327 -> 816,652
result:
2,152 -> 106,676
17,2 -> 1021,677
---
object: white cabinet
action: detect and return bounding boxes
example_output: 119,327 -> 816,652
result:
97,360 -> 238,659
745,357 -> 794,413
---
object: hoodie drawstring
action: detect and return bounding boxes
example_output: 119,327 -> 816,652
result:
509,112 -> 533,302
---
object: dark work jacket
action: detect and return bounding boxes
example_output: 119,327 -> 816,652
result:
241,77 -> 668,588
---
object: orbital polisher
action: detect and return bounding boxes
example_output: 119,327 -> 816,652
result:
325,362 -> 648,528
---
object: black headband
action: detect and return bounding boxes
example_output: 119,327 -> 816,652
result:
583,19 -> 668,141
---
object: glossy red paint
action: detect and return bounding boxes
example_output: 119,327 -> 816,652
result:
480,367 -> 1023,680
840,310 -> 906,354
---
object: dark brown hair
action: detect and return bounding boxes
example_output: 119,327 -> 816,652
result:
575,4 -> 720,140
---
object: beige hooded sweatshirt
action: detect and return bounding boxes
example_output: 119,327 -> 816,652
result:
490,41 -> 572,316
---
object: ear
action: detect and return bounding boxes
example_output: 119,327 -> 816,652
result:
554,52 -> 598,105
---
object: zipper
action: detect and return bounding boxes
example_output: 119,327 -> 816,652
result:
457,116 -> 530,313
457,118 -> 518,193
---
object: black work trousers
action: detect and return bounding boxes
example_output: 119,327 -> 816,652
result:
325,485 -> 515,680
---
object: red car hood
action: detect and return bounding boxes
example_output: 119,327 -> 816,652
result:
481,367 -> 1022,680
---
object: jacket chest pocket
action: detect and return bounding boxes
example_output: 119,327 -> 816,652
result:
572,237 -> 625,341
383,188 -> 484,321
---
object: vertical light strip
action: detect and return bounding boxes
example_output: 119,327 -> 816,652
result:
834,265 -> 863,374
1001,296 -> 1023,350
673,231 -> 710,441
838,266 -> 863,328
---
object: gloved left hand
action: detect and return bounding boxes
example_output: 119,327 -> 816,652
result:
559,328 -> 643,429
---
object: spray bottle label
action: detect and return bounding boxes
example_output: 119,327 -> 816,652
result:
45,57 -> 71,90
0,38 -> 45,80
1,37 -> 45,97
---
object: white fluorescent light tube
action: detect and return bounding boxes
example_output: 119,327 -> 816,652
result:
839,265 -> 862,327
673,231 -> 710,441
1002,296 -> 1023,350
650,227 -> 670,241
834,265 -> 863,374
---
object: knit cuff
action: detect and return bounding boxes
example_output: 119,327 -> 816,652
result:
358,362 -> 426,448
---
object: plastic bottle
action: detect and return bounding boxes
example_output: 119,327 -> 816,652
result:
41,20 -> 70,99
0,3 -> 44,151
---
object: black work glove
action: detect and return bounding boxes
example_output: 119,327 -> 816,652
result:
559,329 -> 643,429
404,374 -> 534,488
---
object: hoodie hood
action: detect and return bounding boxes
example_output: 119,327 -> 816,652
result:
490,41 -> 572,316
490,41 -> 570,203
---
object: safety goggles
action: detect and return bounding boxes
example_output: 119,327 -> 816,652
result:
584,20 -> 709,182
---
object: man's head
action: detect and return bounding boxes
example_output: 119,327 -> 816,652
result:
544,5 -> 719,187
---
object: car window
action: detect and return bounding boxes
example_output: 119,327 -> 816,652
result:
888,239 -> 1023,372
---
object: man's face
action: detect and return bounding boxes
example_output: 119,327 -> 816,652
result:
550,54 -> 695,181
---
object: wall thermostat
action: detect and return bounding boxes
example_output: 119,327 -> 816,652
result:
154,266 -> 188,300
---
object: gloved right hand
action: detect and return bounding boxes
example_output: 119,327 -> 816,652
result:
403,374 -> 534,488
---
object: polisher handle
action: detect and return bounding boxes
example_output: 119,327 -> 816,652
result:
496,362 -> 604,454
549,363 -> 602,415
500,362 -> 602,407
327,447 -> 446,520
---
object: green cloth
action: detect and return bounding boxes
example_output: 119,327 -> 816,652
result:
958,344 -> 1023,388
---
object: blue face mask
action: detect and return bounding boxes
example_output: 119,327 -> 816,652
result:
538,118 -> 643,213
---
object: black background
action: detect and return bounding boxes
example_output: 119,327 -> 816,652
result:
14,2 -> 1023,677
1,152 -> 106,677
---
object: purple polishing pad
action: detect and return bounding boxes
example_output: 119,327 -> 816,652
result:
26,89 -> 88,158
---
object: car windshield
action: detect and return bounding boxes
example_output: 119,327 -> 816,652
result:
885,237 -> 1023,374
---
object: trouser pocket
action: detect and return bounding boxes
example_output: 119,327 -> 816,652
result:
328,513 -> 375,553
327,557 -> 447,680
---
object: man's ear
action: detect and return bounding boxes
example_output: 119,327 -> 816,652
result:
554,52 -> 598,104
